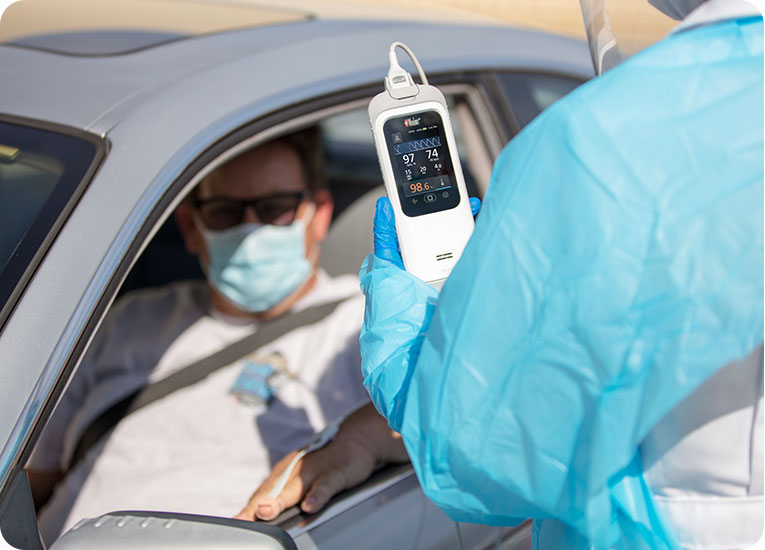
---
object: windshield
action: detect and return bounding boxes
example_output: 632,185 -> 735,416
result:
0,119 -> 104,327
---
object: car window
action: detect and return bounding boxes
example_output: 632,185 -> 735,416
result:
496,72 -> 584,129
0,120 -> 103,324
0,148 -> 61,270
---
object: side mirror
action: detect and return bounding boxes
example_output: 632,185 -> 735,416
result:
49,511 -> 296,550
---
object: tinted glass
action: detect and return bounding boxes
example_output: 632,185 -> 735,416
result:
497,72 -> 584,129
0,120 -> 102,318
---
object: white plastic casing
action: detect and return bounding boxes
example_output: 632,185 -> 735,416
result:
369,85 -> 474,286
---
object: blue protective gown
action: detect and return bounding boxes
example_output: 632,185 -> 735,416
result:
359,13 -> 763,549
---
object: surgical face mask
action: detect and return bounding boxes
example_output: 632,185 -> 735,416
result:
199,205 -> 315,313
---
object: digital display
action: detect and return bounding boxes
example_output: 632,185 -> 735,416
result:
384,109 -> 460,217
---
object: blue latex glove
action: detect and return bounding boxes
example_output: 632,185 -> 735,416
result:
373,196 -> 481,269
371,196 -> 404,268
362,195 -> 481,428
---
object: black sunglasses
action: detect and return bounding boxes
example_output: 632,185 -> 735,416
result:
193,191 -> 310,230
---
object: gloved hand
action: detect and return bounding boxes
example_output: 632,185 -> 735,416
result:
361,195 -> 480,430
373,196 -> 481,270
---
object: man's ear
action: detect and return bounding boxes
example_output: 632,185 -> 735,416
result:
310,189 -> 334,242
175,202 -> 203,255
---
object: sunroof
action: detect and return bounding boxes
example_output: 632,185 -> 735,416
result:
0,0 -> 308,56
5,29 -> 191,56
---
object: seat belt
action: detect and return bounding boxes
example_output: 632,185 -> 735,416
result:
66,296 -> 349,472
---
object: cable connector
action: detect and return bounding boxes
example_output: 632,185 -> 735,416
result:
384,42 -> 428,100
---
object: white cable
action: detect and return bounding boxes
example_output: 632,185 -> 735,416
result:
384,41 -> 428,99
267,419 -> 341,498
268,448 -> 308,498
388,41 -> 428,85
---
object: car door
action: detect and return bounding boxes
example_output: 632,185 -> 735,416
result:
47,73 -> 580,549
19,79 -> 505,550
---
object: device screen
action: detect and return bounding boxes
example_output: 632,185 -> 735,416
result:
383,109 -> 461,217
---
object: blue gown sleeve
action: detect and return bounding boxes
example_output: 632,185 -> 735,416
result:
360,15 -> 763,549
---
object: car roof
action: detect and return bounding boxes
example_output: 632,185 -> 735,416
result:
0,17 -> 592,134
0,0 -> 307,51
0,0 -> 505,54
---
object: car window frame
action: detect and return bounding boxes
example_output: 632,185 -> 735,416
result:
271,461 -> 533,547
55,72 -> 507,412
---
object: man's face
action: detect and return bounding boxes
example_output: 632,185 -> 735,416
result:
176,140 -> 333,317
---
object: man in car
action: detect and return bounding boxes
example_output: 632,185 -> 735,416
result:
25,128 -> 405,545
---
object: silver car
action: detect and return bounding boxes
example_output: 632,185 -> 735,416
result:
0,2 -> 592,548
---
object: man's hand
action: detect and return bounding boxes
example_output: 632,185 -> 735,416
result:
236,403 -> 408,521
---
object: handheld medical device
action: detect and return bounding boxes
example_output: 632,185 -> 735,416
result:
369,42 -> 474,288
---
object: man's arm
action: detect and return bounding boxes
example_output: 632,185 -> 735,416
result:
236,403 -> 408,521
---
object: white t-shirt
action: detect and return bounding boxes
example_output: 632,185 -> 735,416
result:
29,271 -> 368,544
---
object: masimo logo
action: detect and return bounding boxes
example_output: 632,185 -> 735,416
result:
404,116 -> 421,127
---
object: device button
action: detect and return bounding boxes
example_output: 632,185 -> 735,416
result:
442,191 -> 449,199
424,193 -> 436,203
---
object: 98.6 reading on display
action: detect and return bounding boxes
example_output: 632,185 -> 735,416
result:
383,109 -> 461,217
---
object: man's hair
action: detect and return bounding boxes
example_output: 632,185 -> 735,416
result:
188,126 -> 325,203
283,126 -> 326,193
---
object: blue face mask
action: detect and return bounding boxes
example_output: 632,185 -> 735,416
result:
199,207 -> 314,313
